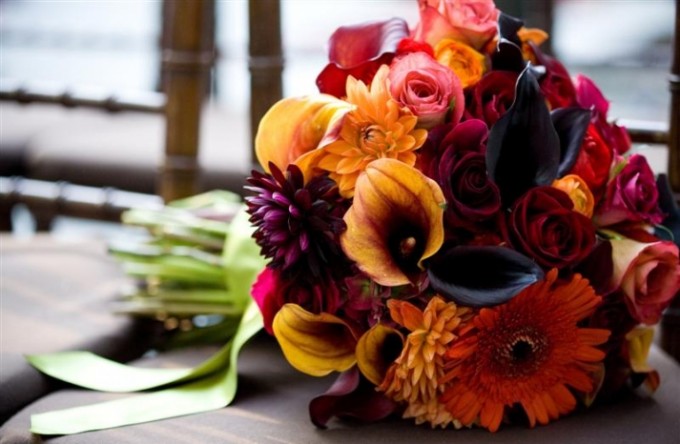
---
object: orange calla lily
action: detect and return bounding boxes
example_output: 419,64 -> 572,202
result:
255,95 -> 353,174
341,158 -> 445,286
272,303 -> 357,377
356,324 -> 404,386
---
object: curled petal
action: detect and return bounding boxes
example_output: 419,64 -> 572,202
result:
273,304 -> 357,377
317,18 -> 409,97
255,96 -> 352,173
356,324 -> 404,386
341,159 -> 446,286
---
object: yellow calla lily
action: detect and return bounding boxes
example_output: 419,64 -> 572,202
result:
255,95 -> 353,174
341,158 -> 446,286
272,303 -> 357,377
625,326 -> 660,393
356,323 -> 404,386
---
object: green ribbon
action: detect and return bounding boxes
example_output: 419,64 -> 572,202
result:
27,207 -> 267,435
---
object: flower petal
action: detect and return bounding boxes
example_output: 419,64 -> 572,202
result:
356,323 -> 404,386
341,158 -> 445,286
255,95 -> 352,173
273,304 -> 357,377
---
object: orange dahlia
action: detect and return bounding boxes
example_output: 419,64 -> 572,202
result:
441,270 -> 610,432
316,65 -> 427,198
379,297 -> 471,428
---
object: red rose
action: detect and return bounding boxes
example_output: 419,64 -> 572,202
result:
464,70 -> 518,127
507,186 -> 596,269
594,154 -> 664,227
568,124 -> 613,200
251,267 -> 341,334
418,120 -> 500,233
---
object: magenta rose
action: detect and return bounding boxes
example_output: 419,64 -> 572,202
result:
464,70 -> 518,127
574,74 -> 632,155
252,267 -> 341,334
506,186 -> 596,269
594,154 -> 664,227
418,119 -> 500,231
389,51 -> 464,128
610,238 -> 680,325
412,0 -> 499,51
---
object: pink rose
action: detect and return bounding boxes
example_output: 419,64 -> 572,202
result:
412,0 -> 499,51
389,52 -> 464,128
594,154 -> 664,227
610,238 -> 680,325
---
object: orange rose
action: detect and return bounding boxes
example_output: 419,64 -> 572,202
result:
434,38 -> 486,88
552,174 -> 595,218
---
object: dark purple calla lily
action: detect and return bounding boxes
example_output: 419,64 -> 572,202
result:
316,18 -> 409,98
309,367 -> 398,428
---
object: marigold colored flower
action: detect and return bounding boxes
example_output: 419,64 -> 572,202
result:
316,65 -> 428,198
552,174 -> 595,218
434,38 -> 486,88
379,297 -> 470,428
441,270 -> 610,432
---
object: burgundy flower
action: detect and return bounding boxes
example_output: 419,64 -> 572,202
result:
246,163 -> 347,276
531,43 -> 577,109
316,18 -> 409,98
594,154 -> 664,227
418,120 -> 501,232
464,70 -> 518,127
506,186 -> 596,269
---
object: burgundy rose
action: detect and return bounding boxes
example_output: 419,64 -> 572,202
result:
568,124 -> 613,200
594,154 -> 664,227
507,186 -> 596,269
418,119 -> 500,232
252,267 -> 341,334
464,70 -> 518,127
531,43 -> 577,109
574,74 -> 632,155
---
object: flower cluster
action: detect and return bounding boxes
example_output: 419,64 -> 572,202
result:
246,0 -> 680,432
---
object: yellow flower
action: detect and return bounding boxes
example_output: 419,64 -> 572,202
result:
315,65 -> 427,198
552,174 -> 595,218
379,297 -> 470,428
434,38 -> 486,88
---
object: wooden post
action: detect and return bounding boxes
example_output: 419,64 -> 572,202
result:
248,0 -> 284,166
669,0 -> 680,192
159,0 -> 215,202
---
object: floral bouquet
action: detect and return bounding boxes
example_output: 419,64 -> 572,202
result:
246,0 -> 680,432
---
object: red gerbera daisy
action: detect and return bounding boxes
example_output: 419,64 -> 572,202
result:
440,269 -> 610,432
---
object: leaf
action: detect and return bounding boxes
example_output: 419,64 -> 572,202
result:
30,301 -> 264,435
486,67 -> 560,205
426,245 -> 544,307
553,107 -> 592,177
309,367 -> 397,429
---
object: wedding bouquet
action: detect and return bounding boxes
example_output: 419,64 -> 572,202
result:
246,0 -> 680,432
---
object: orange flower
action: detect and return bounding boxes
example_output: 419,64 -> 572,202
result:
341,158 -> 446,286
441,270 -> 610,432
552,174 -> 595,218
434,38 -> 486,88
315,65 -> 427,198
518,27 -> 549,63
379,297 -> 470,428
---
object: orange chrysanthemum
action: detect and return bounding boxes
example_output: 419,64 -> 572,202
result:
316,65 -> 427,198
441,270 -> 610,432
379,297 -> 471,428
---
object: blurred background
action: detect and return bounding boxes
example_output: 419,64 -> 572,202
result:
0,0 -> 677,238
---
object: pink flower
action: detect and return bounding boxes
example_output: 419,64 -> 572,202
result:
594,154 -> 664,227
252,267 -> 342,334
610,238 -> 680,325
574,74 -> 632,155
388,52 -> 464,128
412,0 -> 499,51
